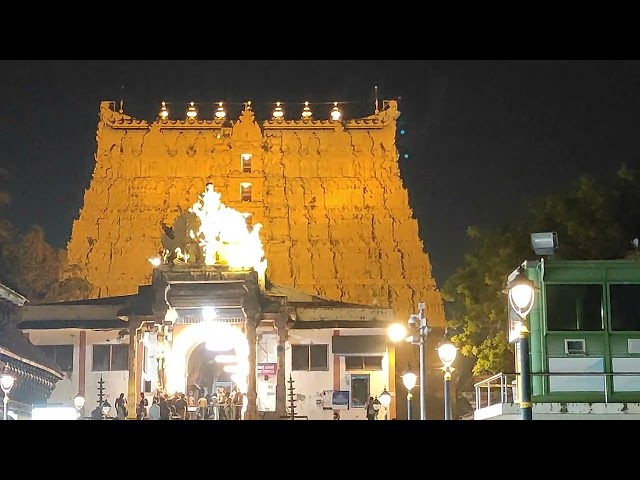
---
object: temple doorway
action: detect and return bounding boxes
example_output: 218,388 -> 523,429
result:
165,321 -> 249,419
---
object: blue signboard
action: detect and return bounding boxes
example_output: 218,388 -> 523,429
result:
332,390 -> 350,408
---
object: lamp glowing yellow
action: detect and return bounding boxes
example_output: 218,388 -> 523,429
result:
0,374 -> 14,393
437,341 -> 457,369
401,369 -> 417,391
387,323 -> 407,343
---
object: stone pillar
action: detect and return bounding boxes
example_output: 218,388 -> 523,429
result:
127,317 -> 143,419
244,314 -> 259,420
275,313 -> 288,418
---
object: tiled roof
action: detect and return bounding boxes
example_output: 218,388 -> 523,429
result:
0,322 -> 64,377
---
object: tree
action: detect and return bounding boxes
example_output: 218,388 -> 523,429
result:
0,171 -> 92,304
443,164 -> 640,376
0,224 -> 93,304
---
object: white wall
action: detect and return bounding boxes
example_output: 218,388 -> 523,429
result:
285,328 -> 391,420
25,328 -> 129,416
24,325 -> 392,420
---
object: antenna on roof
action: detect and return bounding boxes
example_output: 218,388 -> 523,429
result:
119,85 -> 125,113
374,85 -> 379,114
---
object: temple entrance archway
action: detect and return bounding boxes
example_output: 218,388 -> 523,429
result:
165,322 -> 250,403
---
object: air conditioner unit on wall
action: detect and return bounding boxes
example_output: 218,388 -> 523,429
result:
565,339 -> 586,356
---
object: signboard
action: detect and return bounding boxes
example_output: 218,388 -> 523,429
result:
322,390 -> 350,410
258,363 -> 277,375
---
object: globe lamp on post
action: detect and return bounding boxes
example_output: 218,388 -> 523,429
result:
437,340 -> 457,420
379,388 -> 392,420
1,373 -> 15,421
74,393 -> 85,420
401,366 -> 417,420
505,267 -> 536,421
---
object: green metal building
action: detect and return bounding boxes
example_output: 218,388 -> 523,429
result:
475,258 -> 640,420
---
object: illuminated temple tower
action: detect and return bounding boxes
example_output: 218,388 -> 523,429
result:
66,99 -> 444,327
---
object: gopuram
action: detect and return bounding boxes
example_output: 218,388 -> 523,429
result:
66,99 -> 444,326
59,98 -> 446,418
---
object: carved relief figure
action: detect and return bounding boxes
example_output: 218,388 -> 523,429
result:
194,133 -> 208,156
285,135 -> 302,156
174,133 -> 189,157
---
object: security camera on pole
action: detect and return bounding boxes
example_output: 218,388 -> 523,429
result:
387,302 -> 431,420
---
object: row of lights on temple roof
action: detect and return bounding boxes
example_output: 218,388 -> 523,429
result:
158,101 -> 342,121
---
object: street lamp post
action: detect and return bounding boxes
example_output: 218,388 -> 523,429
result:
379,387 -> 392,420
401,366 -> 417,420
505,267 -> 536,421
1,373 -> 15,421
387,302 -> 430,420
437,339 -> 457,420
74,393 -> 86,420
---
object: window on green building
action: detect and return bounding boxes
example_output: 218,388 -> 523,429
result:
545,284 -> 603,331
610,284 -> 640,331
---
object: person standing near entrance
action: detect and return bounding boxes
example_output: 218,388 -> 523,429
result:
187,390 -> 197,420
148,397 -> 160,420
137,392 -> 148,420
231,385 -> 243,420
115,393 -> 128,420
364,397 -> 376,420
197,393 -> 208,420
174,393 -> 188,420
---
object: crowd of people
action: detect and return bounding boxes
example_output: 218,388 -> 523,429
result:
125,385 -> 244,420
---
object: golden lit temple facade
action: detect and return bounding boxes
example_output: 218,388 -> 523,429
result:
66,99 -> 444,326
17,99 -> 448,420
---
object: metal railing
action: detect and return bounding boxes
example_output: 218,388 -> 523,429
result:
473,373 -> 518,410
473,371 -> 640,411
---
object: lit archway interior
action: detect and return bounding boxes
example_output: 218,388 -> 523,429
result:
166,322 -> 249,399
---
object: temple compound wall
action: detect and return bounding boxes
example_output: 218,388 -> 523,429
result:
66,100 -> 444,327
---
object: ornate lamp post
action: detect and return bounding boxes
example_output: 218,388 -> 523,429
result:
1,373 -> 15,421
379,387 -> 392,420
387,302 -> 430,420
505,267 -> 536,421
401,366 -> 417,420
74,393 -> 86,420
437,339 -> 457,420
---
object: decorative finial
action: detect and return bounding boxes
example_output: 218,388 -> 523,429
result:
330,102 -> 342,121
215,102 -> 226,120
186,101 -> 198,119
272,101 -> 284,119
374,85 -> 379,114
159,101 -> 169,120
301,101 -> 312,119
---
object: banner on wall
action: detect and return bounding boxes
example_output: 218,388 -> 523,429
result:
322,390 -> 350,410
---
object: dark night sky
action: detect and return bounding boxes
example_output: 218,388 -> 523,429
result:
1,60 -> 640,287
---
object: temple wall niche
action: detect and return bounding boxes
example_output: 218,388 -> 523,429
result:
67,101 -> 444,325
